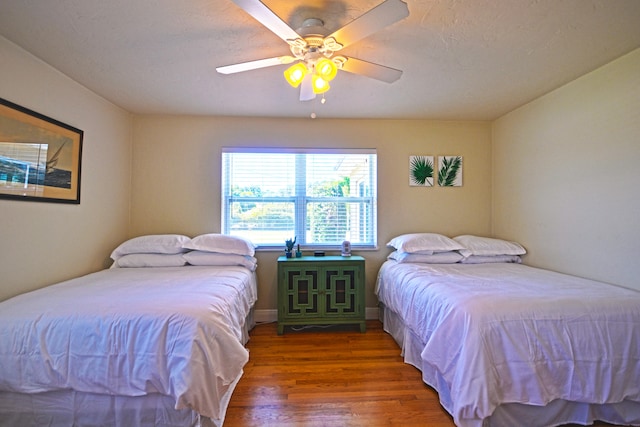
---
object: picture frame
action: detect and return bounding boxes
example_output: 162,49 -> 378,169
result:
438,155 -> 463,187
0,97 -> 83,204
409,155 -> 434,186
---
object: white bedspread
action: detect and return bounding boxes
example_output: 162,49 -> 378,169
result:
376,261 -> 640,427
0,265 -> 257,423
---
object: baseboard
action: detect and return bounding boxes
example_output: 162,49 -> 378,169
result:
366,306 -> 381,320
254,307 -> 380,324
254,309 -> 277,323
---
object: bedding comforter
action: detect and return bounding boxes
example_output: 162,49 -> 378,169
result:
376,261 -> 640,427
0,265 -> 257,424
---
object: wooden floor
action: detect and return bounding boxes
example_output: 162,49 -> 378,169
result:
224,320 -> 623,427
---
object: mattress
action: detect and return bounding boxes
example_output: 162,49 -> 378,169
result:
376,261 -> 640,427
0,265 -> 258,426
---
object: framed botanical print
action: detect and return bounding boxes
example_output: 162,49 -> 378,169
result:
409,155 -> 434,186
438,156 -> 462,187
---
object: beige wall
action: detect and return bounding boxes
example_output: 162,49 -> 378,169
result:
0,37 -> 133,301
492,48 -> 640,290
9,32 -> 635,309
131,116 -> 492,310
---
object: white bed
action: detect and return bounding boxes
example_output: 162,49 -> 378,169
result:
376,260 -> 640,427
0,263 -> 258,427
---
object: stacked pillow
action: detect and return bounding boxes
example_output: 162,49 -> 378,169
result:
110,233 -> 258,271
387,233 -> 465,264
454,235 -> 525,264
110,234 -> 190,268
111,232 -> 525,269
182,233 -> 257,271
386,233 -> 526,264
388,251 -> 464,264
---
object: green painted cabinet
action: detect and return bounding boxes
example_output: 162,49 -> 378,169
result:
277,256 -> 366,335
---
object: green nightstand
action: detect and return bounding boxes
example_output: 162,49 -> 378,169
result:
277,255 -> 366,335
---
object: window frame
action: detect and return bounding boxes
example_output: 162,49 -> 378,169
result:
221,147 -> 377,251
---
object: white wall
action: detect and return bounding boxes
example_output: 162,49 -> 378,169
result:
492,48 -> 640,290
131,116 -> 493,310
0,37 -> 133,301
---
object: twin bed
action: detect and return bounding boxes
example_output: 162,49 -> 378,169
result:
3,231 -> 640,427
376,233 -> 640,427
0,233 -> 258,427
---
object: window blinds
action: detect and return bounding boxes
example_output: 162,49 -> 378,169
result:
221,147 -> 377,249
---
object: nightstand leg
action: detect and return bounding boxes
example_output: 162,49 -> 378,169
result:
277,324 -> 284,335
359,322 -> 366,333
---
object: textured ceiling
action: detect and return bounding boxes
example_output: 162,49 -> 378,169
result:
1,0 -> 639,120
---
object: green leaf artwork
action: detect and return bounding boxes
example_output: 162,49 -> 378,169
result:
438,156 -> 463,187
409,156 -> 434,186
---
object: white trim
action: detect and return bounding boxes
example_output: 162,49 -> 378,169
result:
222,146 -> 376,155
254,309 -> 277,323
365,306 -> 380,320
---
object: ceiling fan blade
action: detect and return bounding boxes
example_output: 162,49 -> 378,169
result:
299,74 -> 316,101
230,0 -> 301,43
328,0 -> 409,49
216,56 -> 296,74
340,57 -> 403,83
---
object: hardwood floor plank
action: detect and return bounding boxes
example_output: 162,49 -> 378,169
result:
224,320 -> 625,427
225,320 -> 454,427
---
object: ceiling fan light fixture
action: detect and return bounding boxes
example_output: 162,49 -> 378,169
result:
218,0 -> 410,102
284,62 -> 308,88
314,58 -> 338,81
311,74 -> 330,94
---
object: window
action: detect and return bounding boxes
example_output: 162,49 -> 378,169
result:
222,147 -> 377,249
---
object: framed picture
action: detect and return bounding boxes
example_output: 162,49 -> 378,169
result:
438,155 -> 463,187
0,97 -> 83,204
409,155 -> 434,186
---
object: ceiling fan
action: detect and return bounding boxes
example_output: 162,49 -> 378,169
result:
216,0 -> 410,101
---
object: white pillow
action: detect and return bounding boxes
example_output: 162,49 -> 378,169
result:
388,251 -> 463,264
115,253 -> 187,268
387,233 -> 465,254
183,251 -> 258,271
454,235 -> 526,257
110,234 -> 190,260
460,255 -> 522,264
183,233 -> 256,256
